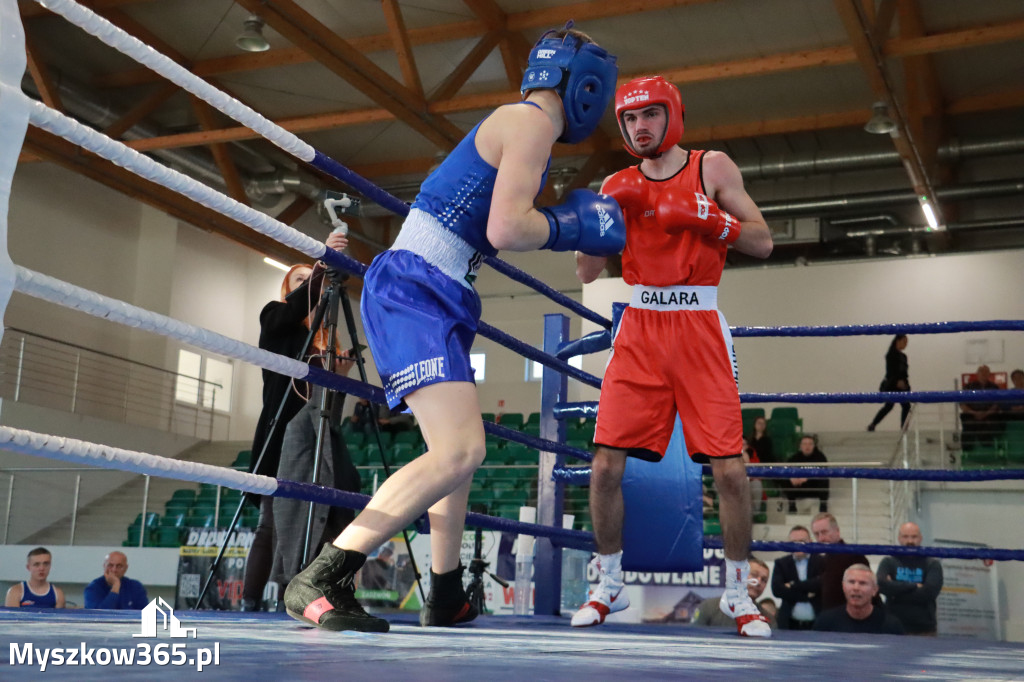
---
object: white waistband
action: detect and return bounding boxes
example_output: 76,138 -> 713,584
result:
391,209 -> 482,289
630,285 -> 718,311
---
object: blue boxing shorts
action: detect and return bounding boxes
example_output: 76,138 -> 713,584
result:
361,210 -> 484,409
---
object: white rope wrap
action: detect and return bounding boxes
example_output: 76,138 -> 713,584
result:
33,0 -> 316,163
13,90 -> 327,259
14,265 -> 310,380
0,425 -> 278,495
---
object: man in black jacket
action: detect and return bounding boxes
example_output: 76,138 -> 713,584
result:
784,435 -> 829,513
771,525 -> 824,630
812,512 -> 871,611
813,564 -> 904,635
877,522 -> 943,635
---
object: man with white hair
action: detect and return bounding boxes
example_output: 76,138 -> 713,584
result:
813,564 -> 904,635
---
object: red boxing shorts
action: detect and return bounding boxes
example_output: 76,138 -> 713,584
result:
595,285 -> 743,461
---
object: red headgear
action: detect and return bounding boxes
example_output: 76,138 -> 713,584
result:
614,76 -> 685,158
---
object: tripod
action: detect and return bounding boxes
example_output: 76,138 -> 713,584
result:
464,505 -> 508,615
195,259 -> 422,609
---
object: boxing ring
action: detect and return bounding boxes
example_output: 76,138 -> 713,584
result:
2,1 -> 1024,679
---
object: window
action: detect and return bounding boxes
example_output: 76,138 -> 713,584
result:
175,349 -> 233,411
526,355 -> 582,381
469,351 -> 486,382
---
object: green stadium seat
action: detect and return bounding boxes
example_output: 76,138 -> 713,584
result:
503,445 -> 536,465
164,500 -> 191,517
392,430 -> 421,447
345,431 -> 366,449
1005,422 -> 1024,464
499,413 -> 526,429
231,450 -> 252,470
770,407 -> 803,428
390,443 -> 416,466
363,444 -> 383,465
187,514 -> 216,529
566,439 -> 590,453
520,424 -> 540,438
526,412 -> 542,426
481,413 -> 496,423
368,431 -> 393,450
170,488 -> 196,504
131,512 -> 160,528
961,444 -> 1005,468
741,408 -> 766,435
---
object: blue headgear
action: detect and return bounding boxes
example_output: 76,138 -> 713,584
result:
520,23 -> 618,144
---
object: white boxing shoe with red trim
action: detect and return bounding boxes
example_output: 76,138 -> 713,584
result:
570,574 -> 630,627
719,585 -> 772,638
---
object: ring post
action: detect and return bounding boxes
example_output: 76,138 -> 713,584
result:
535,313 -> 569,615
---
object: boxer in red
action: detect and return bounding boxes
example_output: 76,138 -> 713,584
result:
572,76 -> 774,637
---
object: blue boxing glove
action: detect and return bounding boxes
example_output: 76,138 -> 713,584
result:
539,189 -> 626,256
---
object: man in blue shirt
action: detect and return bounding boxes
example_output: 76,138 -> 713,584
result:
84,551 -> 148,609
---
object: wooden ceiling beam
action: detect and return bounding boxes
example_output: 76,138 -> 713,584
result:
871,0 -> 898,44
430,30 -> 502,102
91,1 -> 715,88
21,126 -> 306,265
189,96 -> 249,205
462,0 -> 534,82
274,195 -> 313,226
90,6 -> 1024,102
23,31 -> 63,112
885,17 -> 1024,58
103,81 -> 179,139
833,0 -> 939,218
235,0 -> 463,150
897,0 -> 948,186
381,0 -> 423,99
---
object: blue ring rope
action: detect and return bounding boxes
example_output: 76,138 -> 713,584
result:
478,321 -> 603,389
555,389 -> 1024,418
552,466 -> 1024,485
732,320 -> 1024,337
483,257 -> 612,329
272,479 -> 1024,560
716,538 -> 1024,562
485,422 -> 594,463
273,478 -> 594,551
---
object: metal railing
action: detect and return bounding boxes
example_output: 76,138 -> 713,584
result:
0,465 -> 239,547
0,327 -> 224,439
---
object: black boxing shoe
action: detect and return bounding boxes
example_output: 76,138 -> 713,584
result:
284,544 -> 389,633
420,563 -> 478,627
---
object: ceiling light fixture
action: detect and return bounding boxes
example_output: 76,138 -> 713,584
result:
263,257 -> 290,272
919,196 -> 944,231
864,101 -> 896,135
235,15 -> 270,53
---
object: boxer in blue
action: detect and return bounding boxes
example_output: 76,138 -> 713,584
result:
285,24 -> 625,633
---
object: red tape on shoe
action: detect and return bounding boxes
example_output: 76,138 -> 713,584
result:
304,596 -> 334,623
735,612 -> 768,636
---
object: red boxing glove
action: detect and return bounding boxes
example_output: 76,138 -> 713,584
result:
655,188 -> 742,244
601,170 -> 647,216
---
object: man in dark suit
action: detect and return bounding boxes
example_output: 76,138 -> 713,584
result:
771,525 -> 824,630
812,512 -> 871,610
